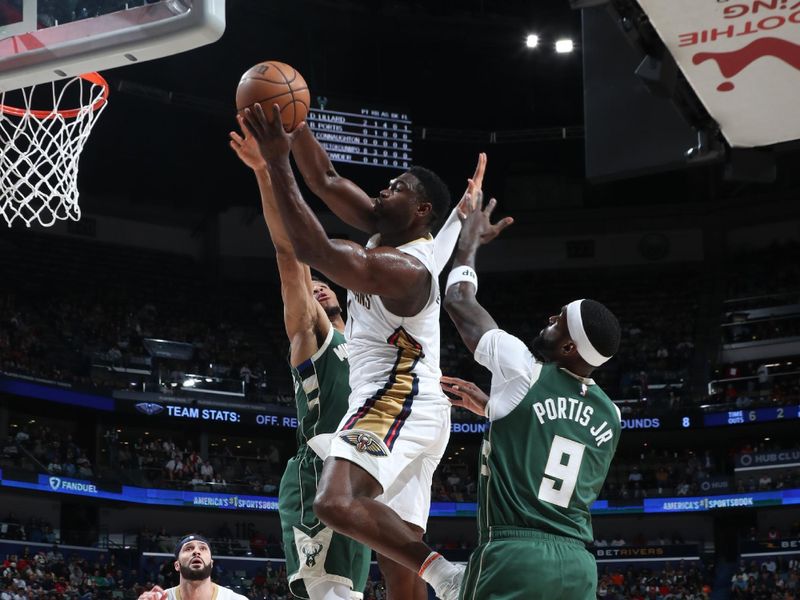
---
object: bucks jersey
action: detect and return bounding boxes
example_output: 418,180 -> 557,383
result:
344,234 -> 447,406
289,326 -> 351,447
474,329 -> 620,545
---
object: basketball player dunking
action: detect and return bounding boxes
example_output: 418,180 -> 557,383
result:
242,103 -> 511,600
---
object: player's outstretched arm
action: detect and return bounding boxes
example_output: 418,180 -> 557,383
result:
290,123 -> 378,234
229,117 -> 327,358
433,153 -> 486,275
242,103 -> 430,306
443,195 -> 514,353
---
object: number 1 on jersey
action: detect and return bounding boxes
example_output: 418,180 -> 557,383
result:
538,435 -> 586,508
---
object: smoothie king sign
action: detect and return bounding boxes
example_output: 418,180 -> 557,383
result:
636,0 -> 800,146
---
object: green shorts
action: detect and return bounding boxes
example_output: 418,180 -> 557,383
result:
279,449 -> 371,599
459,528 -> 597,600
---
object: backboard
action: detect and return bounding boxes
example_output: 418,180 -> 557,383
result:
0,0 -> 225,92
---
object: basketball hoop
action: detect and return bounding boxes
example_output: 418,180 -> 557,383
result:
0,72 -> 109,227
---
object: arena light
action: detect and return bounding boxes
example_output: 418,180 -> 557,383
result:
525,34 -> 539,48
555,38 -> 574,53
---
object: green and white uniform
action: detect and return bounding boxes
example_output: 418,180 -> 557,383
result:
460,329 -> 621,600
278,326 -> 371,599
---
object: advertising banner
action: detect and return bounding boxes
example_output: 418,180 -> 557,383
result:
636,0 -> 800,146
735,449 -> 800,470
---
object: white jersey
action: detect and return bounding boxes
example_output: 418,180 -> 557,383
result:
165,584 -> 248,600
345,233 -> 447,405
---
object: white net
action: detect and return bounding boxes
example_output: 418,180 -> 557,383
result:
0,74 -> 108,227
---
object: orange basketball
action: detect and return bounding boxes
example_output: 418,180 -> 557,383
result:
236,61 -> 310,132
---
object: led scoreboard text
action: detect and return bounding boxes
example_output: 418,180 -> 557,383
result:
307,103 -> 412,169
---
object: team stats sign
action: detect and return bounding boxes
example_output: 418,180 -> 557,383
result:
637,0 -> 800,146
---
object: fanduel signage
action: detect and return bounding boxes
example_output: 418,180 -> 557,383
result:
43,475 -> 98,495
636,0 -> 800,146
735,449 -> 800,470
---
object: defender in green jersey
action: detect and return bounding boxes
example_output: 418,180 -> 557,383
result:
230,120 -> 369,600
438,196 -> 622,600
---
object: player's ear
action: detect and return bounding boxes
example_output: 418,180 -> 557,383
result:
416,199 -> 433,219
174,560 -> 180,572
562,340 -> 577,356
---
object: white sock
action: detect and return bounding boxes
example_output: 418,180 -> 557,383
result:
307,579 -> 352,600
418,552 -> 458,591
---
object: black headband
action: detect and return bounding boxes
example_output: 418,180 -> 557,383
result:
174,534 -> 211,558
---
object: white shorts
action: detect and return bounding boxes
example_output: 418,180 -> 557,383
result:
328,395 -> 450,531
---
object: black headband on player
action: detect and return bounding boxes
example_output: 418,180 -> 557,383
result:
174,534 -> 211,558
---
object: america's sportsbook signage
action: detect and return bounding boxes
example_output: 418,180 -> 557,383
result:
3,469 -> 800,517
636,0 -> 800,146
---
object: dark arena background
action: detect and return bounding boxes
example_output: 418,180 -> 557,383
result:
2,1 -> 800,599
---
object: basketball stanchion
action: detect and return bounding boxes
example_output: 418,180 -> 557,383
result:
0,72 -> 109,227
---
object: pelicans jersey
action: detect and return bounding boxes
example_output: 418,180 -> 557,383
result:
165,584 -> 248,600
328,233 -> 451,530
344,233 -> 448,407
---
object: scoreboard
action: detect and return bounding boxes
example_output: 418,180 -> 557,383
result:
307,100 -> 413,170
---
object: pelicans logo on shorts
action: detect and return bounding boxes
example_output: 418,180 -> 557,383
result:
340,430 -> 389,457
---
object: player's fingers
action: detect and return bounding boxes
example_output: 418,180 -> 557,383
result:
484,197 -> 497,216
472,152 -> 486,187
229,131 -> 243,145
270,103 -> 283,130
241,108 -> 260,138
494,216 -> 514,234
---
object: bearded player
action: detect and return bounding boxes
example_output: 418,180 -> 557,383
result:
439,196 -> 623,599
229,116 -> 370,600
137,535 -> 248,600
242,104 -> 510,600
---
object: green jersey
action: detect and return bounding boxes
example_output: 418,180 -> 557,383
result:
474,330 -> 620,545
289,326 -> 351,447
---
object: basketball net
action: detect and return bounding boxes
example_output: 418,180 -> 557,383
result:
0,73 -> 109,227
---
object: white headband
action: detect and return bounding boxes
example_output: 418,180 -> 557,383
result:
566,299 -> 612,367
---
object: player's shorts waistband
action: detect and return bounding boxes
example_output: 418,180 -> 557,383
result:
486,527 -> 586,547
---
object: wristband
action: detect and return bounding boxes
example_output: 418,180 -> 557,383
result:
446,265 -> 478,293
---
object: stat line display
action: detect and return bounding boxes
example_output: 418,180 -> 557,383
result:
307,103 -> 413,170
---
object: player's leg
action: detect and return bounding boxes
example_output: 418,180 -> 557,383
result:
374,445 -> 441,600
313,456 -> 432,572
377,549 -> 427,600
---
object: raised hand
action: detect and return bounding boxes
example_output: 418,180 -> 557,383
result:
137,585 -> 167,600
459,197 -> 514,250
457,153 -> 487,219
441,375 -> 489,417
240,103 -> 292,163
229,114 -> 267,171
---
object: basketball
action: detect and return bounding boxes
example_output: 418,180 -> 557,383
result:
236,61 -> 310,131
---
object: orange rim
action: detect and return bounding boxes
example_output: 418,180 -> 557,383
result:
0,72 -> 109,119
